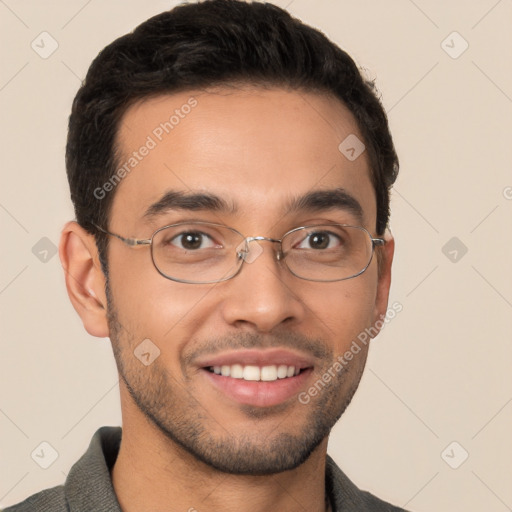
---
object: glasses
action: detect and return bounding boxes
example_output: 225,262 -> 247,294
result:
93,221 -> 385,284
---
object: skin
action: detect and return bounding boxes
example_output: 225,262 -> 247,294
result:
60,86 -> 394,512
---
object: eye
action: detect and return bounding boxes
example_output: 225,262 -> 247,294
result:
296,230 -> 342,250
169,231 -> 219,250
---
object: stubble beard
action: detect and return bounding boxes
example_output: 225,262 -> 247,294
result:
106,284 -> 367,476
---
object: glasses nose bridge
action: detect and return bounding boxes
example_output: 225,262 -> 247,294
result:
245,235 -> 280,244
237,235 -> 283,263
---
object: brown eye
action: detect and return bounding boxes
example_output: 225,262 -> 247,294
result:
308,232 -> 330,249
297,231 -> 341,250
169,231 -> 215,250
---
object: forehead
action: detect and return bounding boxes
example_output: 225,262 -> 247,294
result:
110,86 -> 376,231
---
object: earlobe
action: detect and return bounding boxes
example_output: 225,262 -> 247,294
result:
59,221 -> 110,338
371,229 -> 395,337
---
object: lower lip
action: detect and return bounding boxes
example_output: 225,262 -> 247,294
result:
200,368 -> 313,407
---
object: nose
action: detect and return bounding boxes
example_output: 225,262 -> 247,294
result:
219,239 -> 306,333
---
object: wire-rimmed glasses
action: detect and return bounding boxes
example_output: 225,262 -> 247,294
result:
93,221 -> 385,284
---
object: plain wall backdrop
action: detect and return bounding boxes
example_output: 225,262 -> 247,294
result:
1,1 -> 511,510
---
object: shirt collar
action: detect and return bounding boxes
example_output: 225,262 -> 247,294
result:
65,426 -> 374,512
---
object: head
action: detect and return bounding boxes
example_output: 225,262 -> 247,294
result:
60,0 -> 398,475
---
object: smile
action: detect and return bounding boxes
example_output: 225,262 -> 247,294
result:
207,364 -> 302,381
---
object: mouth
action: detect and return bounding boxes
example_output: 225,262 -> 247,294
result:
197,349 -> 315,407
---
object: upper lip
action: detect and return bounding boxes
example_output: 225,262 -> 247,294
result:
197,348 -> 315,369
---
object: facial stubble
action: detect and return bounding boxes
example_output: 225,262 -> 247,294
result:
106,282 -> 367,476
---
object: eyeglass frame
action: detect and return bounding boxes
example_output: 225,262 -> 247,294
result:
91,221 -> 386,284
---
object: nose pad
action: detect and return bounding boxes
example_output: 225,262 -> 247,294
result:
235,238 -> 264,264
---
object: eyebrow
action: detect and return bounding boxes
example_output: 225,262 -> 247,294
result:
142,187 -> 364,224
143,190 -> 237,219
283,188 -> 364,223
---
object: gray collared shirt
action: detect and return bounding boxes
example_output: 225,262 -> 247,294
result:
4,426 -> 408,511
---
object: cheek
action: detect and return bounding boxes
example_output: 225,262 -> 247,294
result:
108,257 -> 216,355
304,276 -> 378,351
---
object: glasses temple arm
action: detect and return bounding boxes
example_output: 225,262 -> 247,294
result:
90,223 -> 150,247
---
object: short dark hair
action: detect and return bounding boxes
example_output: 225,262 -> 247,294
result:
66,0 -> 398,274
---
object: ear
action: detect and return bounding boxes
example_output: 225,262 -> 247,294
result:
371,229 -> 395,338
59,221 -> 109,338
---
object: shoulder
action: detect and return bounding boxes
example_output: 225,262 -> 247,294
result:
326,455 -> 409,512
357,489 -> 408,511
2,426 -> 122,512
2,485 -> 68,512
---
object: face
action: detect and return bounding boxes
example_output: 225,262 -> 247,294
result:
104,86 -> 393,475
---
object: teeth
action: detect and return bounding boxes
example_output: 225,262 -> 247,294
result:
209,364 -> 301,382
243,365 -> 260,381
277,365 -> 288,379
261,365 -> 277,381
231,364 -> 243,379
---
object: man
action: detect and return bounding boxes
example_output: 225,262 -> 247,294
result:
5,0 -> 405,510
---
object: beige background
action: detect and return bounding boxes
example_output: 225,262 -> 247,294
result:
1,1 -> 511,510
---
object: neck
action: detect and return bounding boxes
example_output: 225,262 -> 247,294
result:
111,415 -> 330,512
